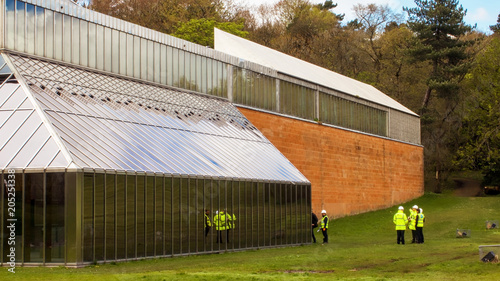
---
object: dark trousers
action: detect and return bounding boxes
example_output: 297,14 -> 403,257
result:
322,228 -> 328,243
226,229 -> 230,242
396,230 -> 405,244
216,230 -> 223,243
205,226 -> 210,237
312,227 -> 317,243
411,229 -> 417,242
416,227 -> 424,243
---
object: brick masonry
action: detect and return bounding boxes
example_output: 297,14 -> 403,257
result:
239,107 -> 424,218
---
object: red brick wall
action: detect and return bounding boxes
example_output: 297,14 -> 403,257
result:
239,107 -> 424,218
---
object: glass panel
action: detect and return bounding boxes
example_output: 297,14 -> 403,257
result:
44,10 -> 54,59
203,179 -> 213,252
116,174 -> 126,259
166,46 -> 173,86
180,178 -> 188,254
190,53 -> 196,91
88,23 -> 96,69
83,173 -> 93,262
26,3 -> 35,54
34,6 -> 44,56
189,179 -> 197,253
147,40 -> 154,81
120,32 -> 127,75
252,182 -> 258,247
24,173 -> 43,262
146,176 -> 155,257
96,25 -> 104,70
233,181 -> 241,250
3,172 -> 22,264
112,30 -> 120,73
63,15 -> 72,62
72,18 -> 80,65
140,38 -> 148,80
15,1 -> 25,52
94,173 -> 104,261
80,21 -> 88,67
104,27 -> 112,72
133,37 -> 141,79
164,177 -> 172,256
136,175 -> 145,258
105,174 -> 115,261
127,34 -> 134,77
172,48 -> 179,87
160,44 -> 167,85
226,181 -> 234,250
269,183 -> 276,246
5,0 -> 15,49
201,57 -> 207,94
172,177 -> 180,254
178,50 -> 185,89
46,173 -> 65,263
126,175 -> 136,259
155,176 -> 164,256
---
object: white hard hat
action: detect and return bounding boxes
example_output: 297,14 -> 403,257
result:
321,210 -> 326,214
412,205 -> 418,209
398,206 -> 404,210
215,210 -> 218,214
419,208 -> 423,213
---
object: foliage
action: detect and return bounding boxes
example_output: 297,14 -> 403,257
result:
455,38 -> 500,185
491,14 -> 500,33
173,18 -> 248,47
5,193 -> 500,280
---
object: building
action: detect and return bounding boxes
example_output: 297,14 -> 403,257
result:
0,0 -> 310,266
0,0 -> 423,266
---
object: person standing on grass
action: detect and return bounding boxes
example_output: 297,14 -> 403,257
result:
204,209 -> 211,238
320,210 -> 329,244
416,208 -> 425,243
408,205 -> 418,243
311,212 -> 319,243
393,206 -> 408,245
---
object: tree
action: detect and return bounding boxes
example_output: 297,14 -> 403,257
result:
455,38 -> 500,185
491,14 -> 500,34
404,0 -> 476,110
173,18 -> 248,47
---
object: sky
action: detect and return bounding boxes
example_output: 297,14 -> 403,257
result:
234,0 -> 500,34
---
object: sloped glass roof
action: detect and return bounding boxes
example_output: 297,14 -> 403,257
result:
0,53 -> 308,183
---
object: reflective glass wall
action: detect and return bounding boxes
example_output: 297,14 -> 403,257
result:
0,171 -> 310,266
81,173 -> 310,263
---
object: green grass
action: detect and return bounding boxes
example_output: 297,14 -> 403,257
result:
2,192 -> 500,280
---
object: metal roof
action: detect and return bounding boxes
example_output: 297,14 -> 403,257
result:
0,53 -> 308,183
214,28 -> 418,117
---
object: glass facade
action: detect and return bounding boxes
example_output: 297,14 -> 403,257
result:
0,0 -> 403,140
0,171 -> 310,266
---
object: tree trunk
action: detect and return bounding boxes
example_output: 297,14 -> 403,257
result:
422,87 -> 432,109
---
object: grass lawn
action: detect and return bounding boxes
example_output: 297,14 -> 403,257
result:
2,192 -> 499,280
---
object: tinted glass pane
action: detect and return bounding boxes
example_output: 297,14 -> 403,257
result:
46,173 -> 65,263
3,172 -> 22,263
94,174 -> 104,261
83,173 -> 93,262
172,178 -> 180,254
164,177 -> 172,256
15,1 -> 25,52
146,176 -> 155,257
188,179 -> 197,254
25,173 -> 43,262
181,178 -> 189,254
116,175 -> 126,259
136,176 -> 145,258
126,175 -> 135,259
155,176 -> 164,256
105,174 -> 115,261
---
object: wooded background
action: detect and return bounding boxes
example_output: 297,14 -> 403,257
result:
84,0 -> 500,192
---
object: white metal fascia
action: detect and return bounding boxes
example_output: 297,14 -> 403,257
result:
2,53 -> 79,169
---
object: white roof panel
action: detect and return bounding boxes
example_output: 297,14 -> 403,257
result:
214,28 -> 417,116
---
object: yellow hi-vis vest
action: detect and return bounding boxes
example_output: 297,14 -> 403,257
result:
214,212 -> 227,231
408,209 -> 416,230
393,210 -> 408,230
417,213 -> 425,227
204,214 -> 211,228
321,215 -> 329,229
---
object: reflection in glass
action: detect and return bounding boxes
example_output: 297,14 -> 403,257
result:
126,175 -> 136,259
172,178 -> 180,254
155,176 -> 164,256
15,1 -> 25,52
146,176 -> 155,257
26,4 -> 35,54
164,177 -> 172,256
46,173 -> 65,263
180,178 -> 188,254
